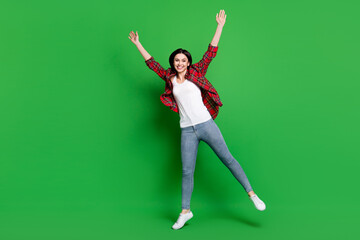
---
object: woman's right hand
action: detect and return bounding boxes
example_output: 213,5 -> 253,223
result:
128,31 -> 140,45
129,30 -> 151,61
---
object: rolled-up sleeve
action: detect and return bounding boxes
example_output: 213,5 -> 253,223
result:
207,43 -> 219,54
145,56 -> 167,81
193,43 -> 219,76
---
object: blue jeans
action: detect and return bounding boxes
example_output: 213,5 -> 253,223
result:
180,118 -> 253,210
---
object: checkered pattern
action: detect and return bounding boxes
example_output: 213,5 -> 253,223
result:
145,43 -> 223,119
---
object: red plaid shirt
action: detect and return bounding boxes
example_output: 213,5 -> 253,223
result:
145,43 -> 223,119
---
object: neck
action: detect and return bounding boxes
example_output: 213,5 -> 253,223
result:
177,70 -> 187,81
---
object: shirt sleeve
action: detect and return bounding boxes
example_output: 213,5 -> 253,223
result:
145,56 -> 167,82
192,43 -> 218,76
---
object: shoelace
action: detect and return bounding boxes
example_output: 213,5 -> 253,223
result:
254,196 -> 265,206
251,195 -> 262,204
176,213 -> 188,224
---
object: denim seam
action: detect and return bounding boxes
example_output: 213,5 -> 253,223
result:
192,126 -> 201,141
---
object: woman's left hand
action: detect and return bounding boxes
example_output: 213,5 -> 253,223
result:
216,9 -> 227,27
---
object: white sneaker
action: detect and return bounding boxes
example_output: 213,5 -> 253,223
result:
249,194 -> 266,211
172,211 -> 193,230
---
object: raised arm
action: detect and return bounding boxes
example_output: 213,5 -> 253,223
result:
210,10 -> 227,47
193,10 -> 227,76
128,30 -> 167,81
128,31 -> 151,61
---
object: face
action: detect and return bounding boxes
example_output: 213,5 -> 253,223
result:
174,53 -> 190,73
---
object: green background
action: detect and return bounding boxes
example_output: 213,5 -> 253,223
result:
1,0 -> 359,239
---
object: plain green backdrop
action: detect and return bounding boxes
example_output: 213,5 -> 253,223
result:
1,0 -> 359,239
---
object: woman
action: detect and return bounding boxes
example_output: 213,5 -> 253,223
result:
128,9 -> 266,230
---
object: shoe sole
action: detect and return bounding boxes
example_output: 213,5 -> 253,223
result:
172,213 -> 193,230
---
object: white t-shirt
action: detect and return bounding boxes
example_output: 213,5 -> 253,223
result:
172,75 -> 212,128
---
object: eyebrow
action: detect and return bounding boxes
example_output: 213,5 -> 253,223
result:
175,58 -> 187,61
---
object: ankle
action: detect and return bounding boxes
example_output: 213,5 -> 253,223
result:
181,209 -> 190,214
248,191 -> 256,197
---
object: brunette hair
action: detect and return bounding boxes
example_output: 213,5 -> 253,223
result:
169,48 -> 192,73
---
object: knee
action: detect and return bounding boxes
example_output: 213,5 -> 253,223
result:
221,154 -> 236,165
182,169 -> 194,176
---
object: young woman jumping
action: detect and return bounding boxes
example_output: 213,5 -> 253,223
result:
128,9 -> 266,230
